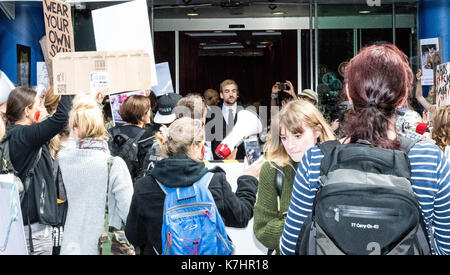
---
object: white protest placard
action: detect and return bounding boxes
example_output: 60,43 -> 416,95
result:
42,0 -> 75,58
420,37 -> 442,86
203,161 -> 266,255
92,0 -> 158,87
0,175 -> 28,255
436,62 -> 450,108
0,70 -> 15,104
152,62 -> 174,97
37,61 -> 49,88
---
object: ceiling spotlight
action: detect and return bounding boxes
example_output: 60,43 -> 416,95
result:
187,13 -> 199,16
359,10 -> 371,14
272,11 -> 285,15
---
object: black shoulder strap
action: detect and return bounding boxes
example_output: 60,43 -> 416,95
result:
274,167 -> 283,198
133,129 -> 146,143
317,140 -> 340,176
110,126 -> 121,137
23,147 -> 43,197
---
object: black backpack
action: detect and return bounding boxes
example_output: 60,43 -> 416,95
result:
295,139 -> 432,255
108,127 -> 146,181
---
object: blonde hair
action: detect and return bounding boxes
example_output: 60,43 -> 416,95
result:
69,94 -> 107,140
264,99 -> 335,167
220,79 -> 239,93
156,117 -> 204,161
432,105 -> 450,151
44,86 -> 61,115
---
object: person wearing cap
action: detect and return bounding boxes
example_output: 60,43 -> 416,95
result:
135,92 -> 182,177
153,93 -> 183,126
299,89 -> 318,106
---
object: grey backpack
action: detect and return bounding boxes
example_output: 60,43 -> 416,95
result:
295,139 -> 432,255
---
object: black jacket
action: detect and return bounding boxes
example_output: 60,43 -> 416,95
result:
124,154 -> 258,255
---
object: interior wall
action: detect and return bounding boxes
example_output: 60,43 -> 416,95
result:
177,30 -> 298,107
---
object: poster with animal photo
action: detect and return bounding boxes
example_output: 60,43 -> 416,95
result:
109,90 -> 146,126
419,37 -> 442,86
436,62 -> 450,108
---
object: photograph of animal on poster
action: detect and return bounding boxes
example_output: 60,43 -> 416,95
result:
420,38 -> 442,86
109,90 -> 146,126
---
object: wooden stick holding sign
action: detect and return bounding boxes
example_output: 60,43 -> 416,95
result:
42,0 -> 75,58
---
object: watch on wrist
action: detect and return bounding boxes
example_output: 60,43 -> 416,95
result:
271,93 -> 279,99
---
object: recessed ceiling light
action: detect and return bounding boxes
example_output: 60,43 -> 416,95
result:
187,13 -> 199,16
359,10 -> 371,14
272,11 -> 285,15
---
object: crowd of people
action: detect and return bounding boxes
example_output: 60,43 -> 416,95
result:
1,42 -> 449,255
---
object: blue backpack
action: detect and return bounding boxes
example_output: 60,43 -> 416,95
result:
157,172 -> 232,255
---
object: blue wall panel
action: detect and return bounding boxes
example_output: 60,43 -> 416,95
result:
0,2 -> 45,86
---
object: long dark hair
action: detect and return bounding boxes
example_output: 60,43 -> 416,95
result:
340,44 -> 414,150
5,87 -> 37,126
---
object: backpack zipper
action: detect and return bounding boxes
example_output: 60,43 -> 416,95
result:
217,231 -> 230,253
166,202 -> 214,214
170,210 -> 208,220
331,205 -> 400,223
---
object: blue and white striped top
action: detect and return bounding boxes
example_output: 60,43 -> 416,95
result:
280,141 -> 450,255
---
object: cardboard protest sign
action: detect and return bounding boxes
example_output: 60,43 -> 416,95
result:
152,62 -> 174,97
436,62 -> 450,108
0,175 -> 28,255
52,50 -> 152,95
91,0 -> 158,86
37,62 -> 49,88
0,70 -> 15,104
42,0 -> 75,58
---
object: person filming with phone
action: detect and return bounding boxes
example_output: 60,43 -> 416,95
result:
270,80 -> 297,106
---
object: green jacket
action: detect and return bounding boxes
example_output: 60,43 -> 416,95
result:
253,160 -> 298,255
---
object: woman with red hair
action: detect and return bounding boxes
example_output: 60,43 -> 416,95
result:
280,44 -> 450,255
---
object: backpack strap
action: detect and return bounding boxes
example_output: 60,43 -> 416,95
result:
106,156 -> 115,194
317,140 -> 340,177
398,136 -> 418,154
23,147 -> 43,198
134,129 -> 146,143
155,172 -> 214,198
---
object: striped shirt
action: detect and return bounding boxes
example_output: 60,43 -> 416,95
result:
280,141 -> 450,255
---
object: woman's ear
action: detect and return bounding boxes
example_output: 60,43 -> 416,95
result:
314,125 -> 323,140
